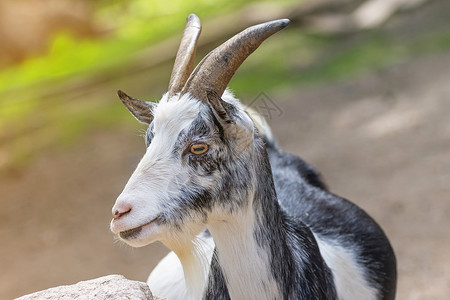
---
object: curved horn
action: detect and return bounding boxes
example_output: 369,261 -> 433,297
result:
181,19 -> 290,102
168,14 -> 202,98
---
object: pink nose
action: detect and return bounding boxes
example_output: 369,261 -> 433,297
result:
112,203 -> 132,220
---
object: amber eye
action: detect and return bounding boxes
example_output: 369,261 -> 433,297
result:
190,143 -> 208,155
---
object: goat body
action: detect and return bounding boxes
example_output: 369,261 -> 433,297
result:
110,14 -> 397,300
146,93 -> 396,300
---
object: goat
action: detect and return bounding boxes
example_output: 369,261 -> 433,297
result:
110,14 -> 397,299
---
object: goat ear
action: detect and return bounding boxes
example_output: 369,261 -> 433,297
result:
205,89 -> 235,125
117,90 -> 155,125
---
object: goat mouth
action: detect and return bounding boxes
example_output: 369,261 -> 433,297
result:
119,217 -> 159,240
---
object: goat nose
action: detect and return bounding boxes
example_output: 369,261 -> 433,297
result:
112,203 -> 132,220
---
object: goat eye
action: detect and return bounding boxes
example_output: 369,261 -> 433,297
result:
190,143 -> 208,155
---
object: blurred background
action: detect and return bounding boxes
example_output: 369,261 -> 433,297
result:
0,0 -> 449,299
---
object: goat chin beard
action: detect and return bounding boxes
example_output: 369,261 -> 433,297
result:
161,233 -> 213,300
119,235 -> 155,248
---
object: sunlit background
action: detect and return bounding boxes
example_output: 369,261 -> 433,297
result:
1,0 -> 449,299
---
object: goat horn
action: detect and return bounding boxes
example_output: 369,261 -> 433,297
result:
180,19 -> 290,102
168,14 -> 202,98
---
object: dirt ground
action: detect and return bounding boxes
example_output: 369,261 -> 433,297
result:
1,50 -> 449,299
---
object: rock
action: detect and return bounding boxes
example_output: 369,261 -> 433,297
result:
16,274 -> 165,300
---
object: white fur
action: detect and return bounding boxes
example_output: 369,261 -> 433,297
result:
314,234 -> 379,300
208,207 -> 281,300
149,233 -> 215,300
245,106 -> 276,144
148,251 -> 188,300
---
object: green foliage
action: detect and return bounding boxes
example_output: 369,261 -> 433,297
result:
0,0 -> 263,93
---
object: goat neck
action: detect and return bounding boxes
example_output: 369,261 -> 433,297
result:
204,137 -> 335,300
